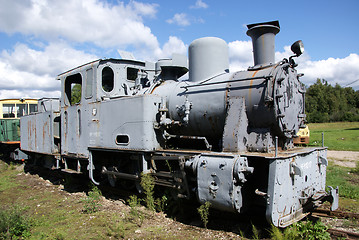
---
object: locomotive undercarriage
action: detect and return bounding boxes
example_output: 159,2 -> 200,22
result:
52,146 -> 335,228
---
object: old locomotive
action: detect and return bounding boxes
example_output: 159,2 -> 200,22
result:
20,21 -> 338,227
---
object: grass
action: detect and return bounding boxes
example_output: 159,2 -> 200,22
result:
0,160 -> 225,239
0,161 -> 135,239
269,220 -> 331,240
326,164 -> 359,213
308,122 -> 359,151
326,165 -> 359,200
0,206 -> 31,239
307,122 -> 359,212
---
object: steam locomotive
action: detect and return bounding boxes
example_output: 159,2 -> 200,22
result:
20,21 -> 338,227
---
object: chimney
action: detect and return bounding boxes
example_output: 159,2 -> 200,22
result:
246,21 -> 280,68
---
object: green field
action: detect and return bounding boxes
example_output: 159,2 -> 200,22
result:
307,122 -> 359,215
308,122 -> 359,151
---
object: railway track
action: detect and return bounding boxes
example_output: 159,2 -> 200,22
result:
312,209 -> 359,239
312,208 -> 359,219
327,228 -> 359,239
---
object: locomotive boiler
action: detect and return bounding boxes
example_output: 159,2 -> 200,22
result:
20,20 -> 338,227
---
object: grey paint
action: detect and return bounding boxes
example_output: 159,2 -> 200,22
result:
20,98 -> 60,155
19,20 -> 336,227
188,37 -> 229,82
246,21 -> 280,68
264,148 -> 328,227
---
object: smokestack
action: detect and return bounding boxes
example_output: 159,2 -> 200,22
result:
246,21 -> 280,68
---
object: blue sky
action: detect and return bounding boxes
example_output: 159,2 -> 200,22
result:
0,0 -> 358,98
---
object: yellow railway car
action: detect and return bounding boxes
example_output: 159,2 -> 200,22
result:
0,99 -> 38,160
293,125 -> 310,145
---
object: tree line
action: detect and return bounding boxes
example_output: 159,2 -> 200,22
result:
305,79 -> 359,123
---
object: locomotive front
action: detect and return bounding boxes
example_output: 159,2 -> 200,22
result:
152,21 -> 306,152
149,20 -> 338,227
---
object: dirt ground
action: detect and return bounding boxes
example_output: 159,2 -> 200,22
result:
327,150 -> 359,168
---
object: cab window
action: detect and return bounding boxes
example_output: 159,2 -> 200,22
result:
127,67 -> 138,81
3,104 -> 15,118
65,73 -> 82,105
17,104 -> 28,117
102,67 -> 114,92
29,104 -> 38,113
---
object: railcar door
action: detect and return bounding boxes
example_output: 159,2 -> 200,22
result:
61,71 -> 92,159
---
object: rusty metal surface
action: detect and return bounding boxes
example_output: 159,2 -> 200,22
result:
20,110 -> 60,155
312,209 -> 359,219
222,96 -> 248,152
328,228 -> 359,239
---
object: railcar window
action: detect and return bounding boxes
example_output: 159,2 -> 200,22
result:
65,73 -> 82,106
17,104 -> 28,117
29,104 -> 38,113
3,104 -> 15,118
85,68 -> 93,98
116,135 -> 129,144
102,67 -> 114,92
127,67 -> 139,81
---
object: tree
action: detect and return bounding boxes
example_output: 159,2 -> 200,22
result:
71,84 -> 82,105
305,79 -> 359,123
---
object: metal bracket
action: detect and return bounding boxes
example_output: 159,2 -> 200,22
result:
318,156 -> 328,166
290,162 -> 302,177
328,186 -> 339,211
88,152 -> 100,185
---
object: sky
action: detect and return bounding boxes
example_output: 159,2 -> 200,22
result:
0,0 -> 358,99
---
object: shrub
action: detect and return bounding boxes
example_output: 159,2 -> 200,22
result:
269,220 -> 330,240
296,220 -> 330,240
128,195 -> 141,217
0,206 -> 31,239
127,195 -> 144,226
82,183 -> 102,213
140,173 -> 155,211
155,195 -> 167,212
197,202 -> 211,228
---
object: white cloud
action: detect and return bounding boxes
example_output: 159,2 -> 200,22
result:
129,1 -> 158,18
298,53 -> 359,89
0,0 -> 160,49
228,41 -> 359,90
190,0 -> 208,9
166,13 -> 191,27
0,35 -> 188,99
274,45 -> 359,89
133,36 -> 187,61
0,42 -> 97,99
161,36 -> 187,58
228,40 -> 253,71
0,89 -> 60,100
